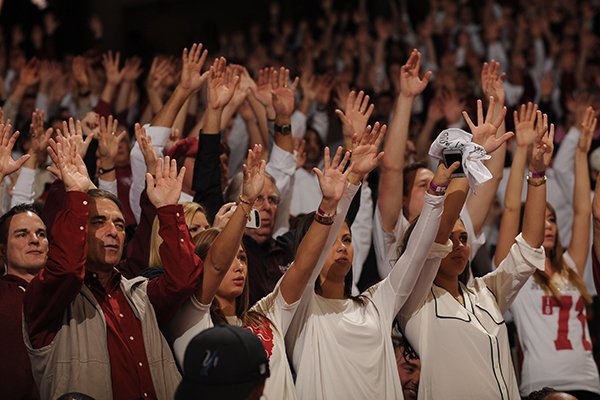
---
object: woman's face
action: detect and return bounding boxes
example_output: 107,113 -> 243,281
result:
321,223 -> 354,281
438,220 -> 471,278
405,168 -> 434,222
216,246 -> 248,300
543,207 -> 557,251
188,211 -> 210,238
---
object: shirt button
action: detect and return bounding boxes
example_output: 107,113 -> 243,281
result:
143,394 -> 148,398
119,313 -> 124,318
129,336 -> 134,341
138,362 -> 143,367
83,200 -> 88,205
107,294 -> 111,298
176,212 -> 180,217
92,273 -> 97,278
79,226 -> 84,230
180,238 -> 184,243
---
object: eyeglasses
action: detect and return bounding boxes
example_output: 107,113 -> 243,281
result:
254,195 -> 280,206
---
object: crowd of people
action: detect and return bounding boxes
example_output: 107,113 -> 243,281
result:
2,0 -> 600,399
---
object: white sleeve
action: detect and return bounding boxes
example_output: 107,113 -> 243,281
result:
552,126 -> 579,206
397,241 -> 453,326
351,182 -> 373,295
98,178 -> 118,196
285,182 -> 360,344
370,193 -> 448,323
251,276 -> 301,335
482,233 -> 545,314
129,124 -> 171,223
291,110 -> 307,139
310,109 -> 329,143
266,143 -> 296,237
170,296 -> 214,370
10,167 -> 37,207
372,203 -> 410,280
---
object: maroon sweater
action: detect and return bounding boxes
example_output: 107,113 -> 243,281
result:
0,275 -> 39,399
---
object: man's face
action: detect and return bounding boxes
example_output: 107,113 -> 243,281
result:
245,179 -> 279,245
304,130 -> 322,165
4,212 -> 48,274
87,198 -> 126,270
395,346 -> 421,400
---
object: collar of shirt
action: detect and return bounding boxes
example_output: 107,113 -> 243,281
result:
84,268 -> 122,296
1,274 -> 30,287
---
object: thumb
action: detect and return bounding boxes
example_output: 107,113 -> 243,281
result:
15,154 -> 31,169
145,172 -> 155,189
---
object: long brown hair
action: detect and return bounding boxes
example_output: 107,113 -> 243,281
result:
193,229 -> 272,330
521,203 -> 592,304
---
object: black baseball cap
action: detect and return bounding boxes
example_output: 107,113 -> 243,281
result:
175,325 -> 270,400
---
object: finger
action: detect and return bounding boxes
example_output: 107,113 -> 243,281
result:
62,121 -> 69,137
477,99 -> 484,124
145,173 -> 155,190
290,76 -> 299,91
492,106 -> 507,129
6,131 -> 20,151
462,111 -> 476,132
69,117 -> 76,136
513,110 -> 519,127
177,166 -> 186,183
170,156 -> 177,178
331,146 -> 343,169
373,124 -> 387,148
47,165 -> 61,179
14,154 -> 30,169
155,157 -> 163,180
485,97 -> 495,123
497,131 -> 514,146
359,94 -> 370,114
338,150 -> 351,171
447,161 -> 462,175
548,123 -> 555,144
365,103 -> 375,120
355,91 -> 364,111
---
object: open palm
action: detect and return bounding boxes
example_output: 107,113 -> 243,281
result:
314,147 -> 351,203
180,43 -> 209,93
350,123 -> 386,177
463,97 -> 512,154
146,156 -> 185,208
242,144 -> 266,201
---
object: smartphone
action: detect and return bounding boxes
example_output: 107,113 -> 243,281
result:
442,149 -> 466,178
246,209 -> 261,229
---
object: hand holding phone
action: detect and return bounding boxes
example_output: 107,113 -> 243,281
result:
442,149 -> 465,178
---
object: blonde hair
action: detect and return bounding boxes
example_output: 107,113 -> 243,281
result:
148,202 -> 208,268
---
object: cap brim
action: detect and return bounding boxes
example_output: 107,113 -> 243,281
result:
175,379 -> 258,400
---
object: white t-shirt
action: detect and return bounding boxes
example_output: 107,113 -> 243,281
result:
403,234 -> 545,400
286,192 -> 448,400
511,253 -> 600,396
170,280 -> 299,400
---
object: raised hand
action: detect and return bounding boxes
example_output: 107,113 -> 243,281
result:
102,51 -> 124,86
399,49 -> 432,98
122,57 -> 143,82
146,156 -> 185,208
314,146 -> 351,209
213,202 -> 237,229
29,110 -> 53,162
81,111 -> 100,138
430,160 -> 461,192
19,58 -> 40,87
462,97 -> 513,154
271,67 -> 299,117
97,116 -> 127,162
47,136 -> 94,192
578,106 -> 597,153
72,56 -> 89,88
349,122 -> 386,180
146,57 -> 171,90
0,124 -> 29,180
335,90 -> 375,143
513,102 -> 541,147
253,67 -> 275,111
441,91 -> 466,125
179,43 -> 209,94
294,138 -> 307,169
58,118 -> 94,159
134,123 -> 158,172
207,57 -> 239,110
530,115 -> 554,173
481,60 -> 505,105
315,74 -> 335,107
241,144 -> 266,202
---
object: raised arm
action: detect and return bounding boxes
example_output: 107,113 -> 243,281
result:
197,145 -> 266,305
280,146 -> 352,304
494,104 -> 545,265
24,135 -> 95,348
145,156 -> 203,325
271,67 -> 299,153
99,51 -> 123,107
378,49 -> 431,232
466,61 -> 508,237
152,44 -> 208,128
567,107 -> 595,273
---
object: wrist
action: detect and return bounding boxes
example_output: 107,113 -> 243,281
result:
347,172 -> 362,185
318,198 -> 338,215
528,170 -> 546,178
427,180 -> 447,196
275,115 -> 291,126
97,158 -> 115,170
